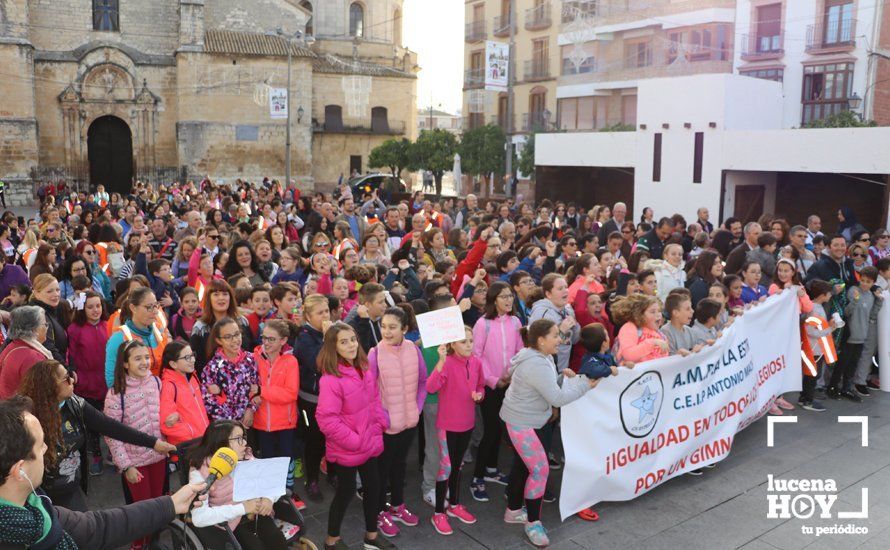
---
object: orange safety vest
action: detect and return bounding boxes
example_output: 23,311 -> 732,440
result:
800,315 -> 838,377
94,242 -> 112,275
116,318 -> 170,378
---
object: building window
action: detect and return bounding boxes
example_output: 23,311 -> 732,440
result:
301,1 -> 313,36
349,3 -> 364,37
93,0 -> 119,32
823,0 -> 854,46
624,40 -> 652,69
801,62 -> 854,124
371,107 -> 390,133
669,23 -> 731,63
325,105 -> 344,131
754,3 -> 782,53
740,68 -> 784,82
558,97 -> 596,130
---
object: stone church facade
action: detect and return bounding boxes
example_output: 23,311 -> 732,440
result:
0,0 -> 417,203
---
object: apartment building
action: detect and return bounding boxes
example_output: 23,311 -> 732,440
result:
556,0 -> 736,130
463,0 -> 561,134
734,0 -> 883,127
418,109 -> 463,135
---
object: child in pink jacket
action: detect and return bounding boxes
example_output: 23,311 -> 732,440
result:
316,323 -> 389,550
611,294 -> 670,363
104,340 -> 167,550
470,281 -> 524,496
426,326 -> 485,536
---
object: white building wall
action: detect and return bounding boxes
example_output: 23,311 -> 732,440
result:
536,74 -> 890,225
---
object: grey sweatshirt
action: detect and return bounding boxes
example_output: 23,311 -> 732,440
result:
689,320 -> 718,346
660,323 -> 696,354
844,286 -> 883,344
528,298 -> 580,371
499,348 -> 590,429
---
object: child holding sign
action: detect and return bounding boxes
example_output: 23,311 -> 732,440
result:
425,327 -> 485,536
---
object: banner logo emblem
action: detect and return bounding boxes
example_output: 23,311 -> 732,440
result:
619,371 -> 663,438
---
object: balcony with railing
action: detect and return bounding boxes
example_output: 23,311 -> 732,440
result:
465,20 -> 486,42
312,118 -> 406,135
522,111 -> 558,132
578,45 -> 732,84
493,14 -> 513,37
806,18 -> 856,53
464,68 -> 485,89
526,3 -> 552,31
740,33 -> 784,61
561,57 -> 597,76
489,114 -> 515,133
560,0 -> 677,27
524,58 -> 551,81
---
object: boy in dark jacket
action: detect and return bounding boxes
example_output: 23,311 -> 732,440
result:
577,323 -> 631,379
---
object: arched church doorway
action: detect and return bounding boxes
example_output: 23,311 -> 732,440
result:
88,115 -> 133,195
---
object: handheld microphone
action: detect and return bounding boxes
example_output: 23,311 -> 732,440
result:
200,447 -> 238,495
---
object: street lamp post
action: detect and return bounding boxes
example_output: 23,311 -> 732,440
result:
272,28 -> 314,188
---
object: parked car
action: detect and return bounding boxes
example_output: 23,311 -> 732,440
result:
347,173 -> 407,198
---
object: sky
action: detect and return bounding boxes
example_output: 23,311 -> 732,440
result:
403,0 -> 464,115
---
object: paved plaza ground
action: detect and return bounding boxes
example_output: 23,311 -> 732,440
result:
86,390 -> 890,549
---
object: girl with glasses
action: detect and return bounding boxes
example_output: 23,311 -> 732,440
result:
104,287 -> 170,389
188,420 -> 296,550
202,317 -> 259,426
159,341 -> 209,448
75,239 -> 113,301
252,320 -> 301,491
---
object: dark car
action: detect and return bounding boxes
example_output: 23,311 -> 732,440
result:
348,173 -> 407,198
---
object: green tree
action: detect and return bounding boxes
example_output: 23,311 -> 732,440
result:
460,124 -> 507,185
368,138 -> 412,178
408,129 -> 459,197
518,133 -> 535,180
802,110 -> 877,128
599,122 -> 636,132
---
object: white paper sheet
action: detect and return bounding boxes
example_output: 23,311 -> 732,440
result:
231,457 -> 290,502
416,305 -> 467,347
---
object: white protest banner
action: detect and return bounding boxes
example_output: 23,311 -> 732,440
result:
559,291 -> 802,520
232,457 -> 290,502
416,306 -> 466,347
269,88 -> 288,119
485,40 -> 509,92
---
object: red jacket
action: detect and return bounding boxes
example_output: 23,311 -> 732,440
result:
160,369 -> 210,445
67,321 -> 109,401
252,345 -> 300,432
0,340 -> 50,399
451,237 -> 488,298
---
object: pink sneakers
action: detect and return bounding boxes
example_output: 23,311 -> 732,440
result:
389,503 -> 419,527
446,504 -> 477,524
431,512 -> 453,535
377,511 -> 400,537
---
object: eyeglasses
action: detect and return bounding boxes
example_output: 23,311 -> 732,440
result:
207,234 -> 219,240
851,253 -> 867,259
228,435 -> 246,445
566,241 -> 577,246
262,335 -> 282,343
497,294 -> 514,300
219,332 -> 242,341
879,235 -> 890,240
474,287 -> 488,294
315,241 -> 330,247
140,302 -> 160,311
83,249 -> 95,255
858,237 -> 871,243
59,372 -> 73,384
621,229 -> 633,234
178,354 -> 196,362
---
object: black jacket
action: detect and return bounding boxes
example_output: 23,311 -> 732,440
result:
9,489 -> 176,550
29,298 -> 68,365
295,324 -> 325,400
806,255 -> 857,286
44,396 -> 158,496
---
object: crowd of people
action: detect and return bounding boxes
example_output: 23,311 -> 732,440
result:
0,178 -> 888,550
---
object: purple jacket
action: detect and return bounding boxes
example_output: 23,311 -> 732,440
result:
317,363 -> 387,467
0,264 -> 30,301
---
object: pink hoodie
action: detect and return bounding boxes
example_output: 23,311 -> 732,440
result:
103,375 -> 166,471
426,354 -> 485,432
472,315 -> 524,389
317,363 -> 388,467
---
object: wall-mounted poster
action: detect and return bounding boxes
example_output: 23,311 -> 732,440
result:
485,41 -> 509,92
